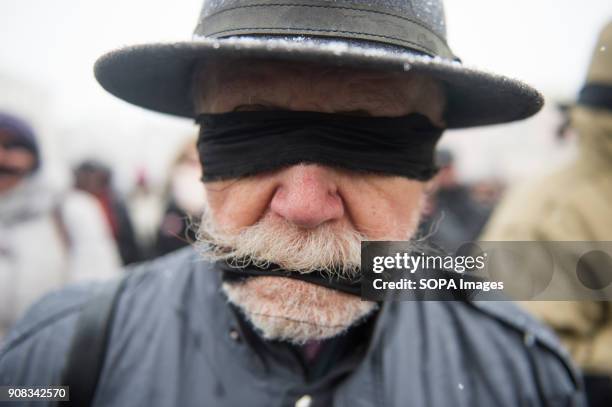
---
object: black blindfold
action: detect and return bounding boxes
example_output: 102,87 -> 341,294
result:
196,110 -> 444,181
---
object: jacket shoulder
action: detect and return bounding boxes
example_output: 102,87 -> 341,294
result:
112,246 -> 210,312
467,300 -> 584,400
469,300 -> 567,355
392,299 -> 586,404
0,247 -> 205,387
0,281 -> 99,386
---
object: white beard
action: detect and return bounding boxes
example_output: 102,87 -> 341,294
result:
196,209 -> 417,344
222,276 -> 377,344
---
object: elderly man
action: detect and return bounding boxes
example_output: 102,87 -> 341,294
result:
0,0 -> 584,406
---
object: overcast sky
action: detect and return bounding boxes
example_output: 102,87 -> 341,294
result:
1,0 -> 611,184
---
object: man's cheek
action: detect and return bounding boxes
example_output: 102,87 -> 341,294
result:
204,192 -> 250,231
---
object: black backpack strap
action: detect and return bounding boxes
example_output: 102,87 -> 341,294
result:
58,274 -> 128,407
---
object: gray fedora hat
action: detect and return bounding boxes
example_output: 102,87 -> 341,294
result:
94,0 -> 543,128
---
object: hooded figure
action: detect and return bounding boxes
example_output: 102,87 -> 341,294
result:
482,21 -> 612,406
0,113 -> 121,340
0,1 -> 584,406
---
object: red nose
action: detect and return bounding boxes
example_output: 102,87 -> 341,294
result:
270,164 -> 344,229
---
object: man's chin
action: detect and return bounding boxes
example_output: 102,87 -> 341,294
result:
221,276 -> 378,345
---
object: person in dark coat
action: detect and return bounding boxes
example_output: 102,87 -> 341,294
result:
153,138 -> 205,257
74,160 -> 142,265
419,150 -> 491,252
0,0 -> 585,406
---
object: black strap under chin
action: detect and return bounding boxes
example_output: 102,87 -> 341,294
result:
216,261 -> 362,296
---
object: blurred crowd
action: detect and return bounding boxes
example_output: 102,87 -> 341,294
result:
0,119 -> 205,338
418,149 -> 503,252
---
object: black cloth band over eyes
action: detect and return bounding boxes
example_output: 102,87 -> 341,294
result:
217,260 -> 362,296
195,110 -> 444,181
578,84 -> 612,112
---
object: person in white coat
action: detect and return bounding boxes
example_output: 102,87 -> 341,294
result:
0,112 -> 121,340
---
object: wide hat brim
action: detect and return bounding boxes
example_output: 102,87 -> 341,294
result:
94,36 -> 543,128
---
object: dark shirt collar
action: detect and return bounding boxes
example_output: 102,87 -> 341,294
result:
229,302 -> 378,384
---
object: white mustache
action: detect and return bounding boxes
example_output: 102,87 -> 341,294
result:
195,211 -> 366,279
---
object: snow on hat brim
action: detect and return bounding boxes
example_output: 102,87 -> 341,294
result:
95,36 -> 543,129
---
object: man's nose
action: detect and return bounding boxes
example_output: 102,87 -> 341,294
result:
270,164 -> 344,228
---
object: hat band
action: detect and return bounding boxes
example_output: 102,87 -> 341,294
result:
578,84 -> 612,111
194,0 -> 455,59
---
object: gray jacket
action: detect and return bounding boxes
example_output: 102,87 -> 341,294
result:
0,247 -> 585,406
